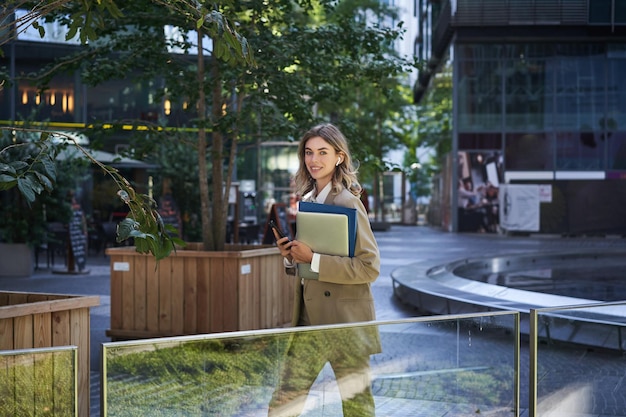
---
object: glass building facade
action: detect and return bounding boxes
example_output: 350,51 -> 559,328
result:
454,42 -> 626,235
457,43 -> 626,172
417,0 -> 626,235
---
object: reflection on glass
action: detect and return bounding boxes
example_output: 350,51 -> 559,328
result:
534,302 -> 626,417
268,325 -> 379,417
0,347 -> 76,416
505,133 -> 554,170
103,313 -> 518,416
457,42 -> 626,174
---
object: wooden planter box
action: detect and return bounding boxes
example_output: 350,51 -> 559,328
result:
106,244 -> 295,340
0,291 -> 100,417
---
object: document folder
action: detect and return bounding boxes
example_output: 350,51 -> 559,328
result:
298,201 -> 357,257
296,202 -> 357,279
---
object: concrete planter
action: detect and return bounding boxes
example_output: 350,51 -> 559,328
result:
105,244 -> 295,340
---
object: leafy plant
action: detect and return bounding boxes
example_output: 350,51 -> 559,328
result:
0,129 -> 71,247
0,127 -> 184,259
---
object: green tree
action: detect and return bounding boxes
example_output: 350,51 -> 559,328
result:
2,0 -> 416,252
0,0 -> 252,257
310,0 -> 419,220
403,66 -> 453,204
0,0 -> 123,47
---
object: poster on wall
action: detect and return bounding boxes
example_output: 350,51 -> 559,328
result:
499,184 -> 540,232
457,151 -> 503,233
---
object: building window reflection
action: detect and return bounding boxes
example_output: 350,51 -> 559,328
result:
16,77 -> 77,122
458,42 -> 626,173
504,133 -> 554,171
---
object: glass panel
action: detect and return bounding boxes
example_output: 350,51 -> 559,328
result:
555,131 -> 604,170
589,0 -> 613,23
457,45 -> 503,131
606,57 -> 626,170
457,151 -> 503,233
608,132 -> 626,170
553,54 -> 606,131
258,143 -> 299,226
533,302 -> 626,417
87,77 -> 165,124
504,57 -> 550,131
103,313 -> 519,416
12,63 -> 78,123
505,132 -> 554,170
458,133 -> 503,150
0,346 -> 77,416
617,0 -> 626,23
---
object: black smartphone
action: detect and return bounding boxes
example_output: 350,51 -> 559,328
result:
268,219 -> 288,241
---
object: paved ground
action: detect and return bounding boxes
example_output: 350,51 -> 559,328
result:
2,225 -> 626,416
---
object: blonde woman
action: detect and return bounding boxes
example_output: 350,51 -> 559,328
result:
269,123 -> 380,417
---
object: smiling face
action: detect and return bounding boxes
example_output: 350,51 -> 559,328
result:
304,135 -> 342,191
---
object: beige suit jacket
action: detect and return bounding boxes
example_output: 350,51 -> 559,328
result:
287,187 -> 381,353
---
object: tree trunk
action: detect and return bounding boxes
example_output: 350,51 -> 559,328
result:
210,37 -> 226,252
197,29 -> 213,251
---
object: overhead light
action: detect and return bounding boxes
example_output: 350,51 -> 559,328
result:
164,99 -> 171,115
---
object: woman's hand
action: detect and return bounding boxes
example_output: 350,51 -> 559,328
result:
274,234 -> 293,259
289,240 -> 313,264
273,230 -> 313,264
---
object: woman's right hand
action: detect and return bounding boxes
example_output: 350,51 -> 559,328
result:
275,235 -> 293,259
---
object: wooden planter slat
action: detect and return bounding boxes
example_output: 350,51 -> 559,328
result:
0,319 -> 12,350
196,256 -> 210,334
146,256 -> 159,334
34,312 -> 52,347
183,256 -> 198,334
0,291 -> 99,417
106,245 -> 294,339
170,256 -> 184,335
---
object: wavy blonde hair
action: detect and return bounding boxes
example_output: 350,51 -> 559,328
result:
293,123 -> 361,198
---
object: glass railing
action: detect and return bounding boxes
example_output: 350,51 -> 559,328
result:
0,346 -> 77,416
530,301 -> 626,417
102,311 -> 520,417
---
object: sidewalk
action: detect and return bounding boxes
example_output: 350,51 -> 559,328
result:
2,225 -> 626,416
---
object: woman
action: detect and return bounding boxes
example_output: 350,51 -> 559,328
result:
269,123 -> 380,417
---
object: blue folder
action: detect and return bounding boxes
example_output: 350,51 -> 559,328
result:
298,201 -> 357,257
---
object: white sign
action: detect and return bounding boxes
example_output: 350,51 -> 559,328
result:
113,262 -> 130,272
499,184 -> 540,232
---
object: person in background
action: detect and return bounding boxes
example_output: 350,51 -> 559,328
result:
457,178 -> 486,232
269,123 -> 381,417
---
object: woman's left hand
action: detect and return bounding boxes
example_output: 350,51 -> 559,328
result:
289,240 -> 313,264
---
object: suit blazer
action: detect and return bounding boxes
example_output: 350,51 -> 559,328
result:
287,187 -> 381,354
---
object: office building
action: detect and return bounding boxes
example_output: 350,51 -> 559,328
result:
416,0 -> 626,235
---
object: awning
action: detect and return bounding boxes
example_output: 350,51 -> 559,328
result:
57,146 -> 157,169
49,131 -> 157,169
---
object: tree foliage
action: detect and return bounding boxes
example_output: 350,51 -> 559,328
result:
1,0 -> 123,47
1,0 -> 420,253
402,66 -> 453,202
